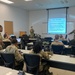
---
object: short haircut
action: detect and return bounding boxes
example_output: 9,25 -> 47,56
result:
4,34 -> 7,38
11,39 -> 17,44
33,42 -> 42,53
60,34 -> 63,38
55,35 -> 59,40
0,25 -> 2,28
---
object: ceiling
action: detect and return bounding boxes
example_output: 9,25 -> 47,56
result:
1,0 -> 75,10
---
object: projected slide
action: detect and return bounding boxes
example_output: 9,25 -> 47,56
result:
48,18 -> 66,34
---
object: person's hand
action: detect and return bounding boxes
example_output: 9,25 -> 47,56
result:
19,50 -> 23,55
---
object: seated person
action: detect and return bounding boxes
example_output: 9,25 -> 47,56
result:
4,32 -> 10,39
3,33 -> 11,42
30,42 -> 53,75
5,39 -> 24,70
59,34 -> 66,41
51,34 -> 64,46
0,39 -> 4,50
21,31 -> 29,49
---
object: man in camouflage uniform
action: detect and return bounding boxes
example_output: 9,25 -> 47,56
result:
0,25 -> 3,50
5,39 -> 24,70
51,35 -> 64,46
30,26 -> 34,38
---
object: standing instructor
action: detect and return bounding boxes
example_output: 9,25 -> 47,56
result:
30,26 -> 34,38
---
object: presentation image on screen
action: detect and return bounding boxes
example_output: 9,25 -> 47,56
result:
48,18 -> 66,34
47,8 -> 67,34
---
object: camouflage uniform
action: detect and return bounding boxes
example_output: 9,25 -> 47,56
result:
51,40 -> 64,46
0,33 -> 3,40
30,50 -> 52,72
30,28 -> 34,38
5,45 -> 24,65
0,33 -> 3,50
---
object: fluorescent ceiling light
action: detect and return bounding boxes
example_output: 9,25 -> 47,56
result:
25,0 -> 33,1
1,0 -> 14,4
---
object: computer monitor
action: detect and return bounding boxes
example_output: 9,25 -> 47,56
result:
17,38 -> 21,43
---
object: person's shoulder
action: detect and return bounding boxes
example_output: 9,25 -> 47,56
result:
6,45 -> 11,48
51,41 -> 55,43
9,45 -> 18,50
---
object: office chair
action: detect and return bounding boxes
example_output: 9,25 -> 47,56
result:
3,41 -> 11,48
62,40 -> 68,45
51,45 -> 64,54
21,35 -> 29,49
44,37 -> 53,42
71,46 -> 75,55
1,53 -> 15,69
23,54 -> 40,75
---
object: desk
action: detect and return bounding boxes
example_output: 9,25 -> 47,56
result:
27,42 -> 33,50
63,45 -> 72,55
43,54 -> 75,71
29,38 -> 37,41
3,49 -> 75,72
19,50 -> 75,71
29,38 -> 37,43
64,45 -> 71,48
27,42 -> 33,45
0,66 -> 33,75
19,49 -> 32,54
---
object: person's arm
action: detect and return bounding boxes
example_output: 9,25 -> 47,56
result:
15,49 -> 24,62
40,51 -> 49,59
68,30 -> 75,35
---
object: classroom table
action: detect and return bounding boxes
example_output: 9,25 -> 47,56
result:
0,66 -> 33,75
3,49 -> 75,72
63,45 -> 72,55
43,54 -> 75,71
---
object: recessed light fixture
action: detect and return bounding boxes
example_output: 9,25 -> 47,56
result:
24,0 -> 33,1
1,0 -> 14,4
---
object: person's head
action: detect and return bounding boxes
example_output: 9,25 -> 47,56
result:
33,42 -> 42,54
31,26 -> 33,29
4,34 -> 8,38
55,34 -> 59,40
60,34 -> 63,38
11,39 -> 18,46
0,25 -> 3,32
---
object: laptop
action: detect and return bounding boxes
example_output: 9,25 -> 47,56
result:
17,38 -> 21,43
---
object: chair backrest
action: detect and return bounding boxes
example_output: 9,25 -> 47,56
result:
62,40 -> 68,45
1,53 -> 15,69
71,46 -> 75,55
23,54 -> 40,74
3,42 -> 11,48
51,45 -> 64,54
44,37 -> 53,42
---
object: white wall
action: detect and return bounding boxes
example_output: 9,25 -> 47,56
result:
29,10 -> 48,38
29,7 -> 75,40
0,3 -> 29,37
1,3 -> 75,39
